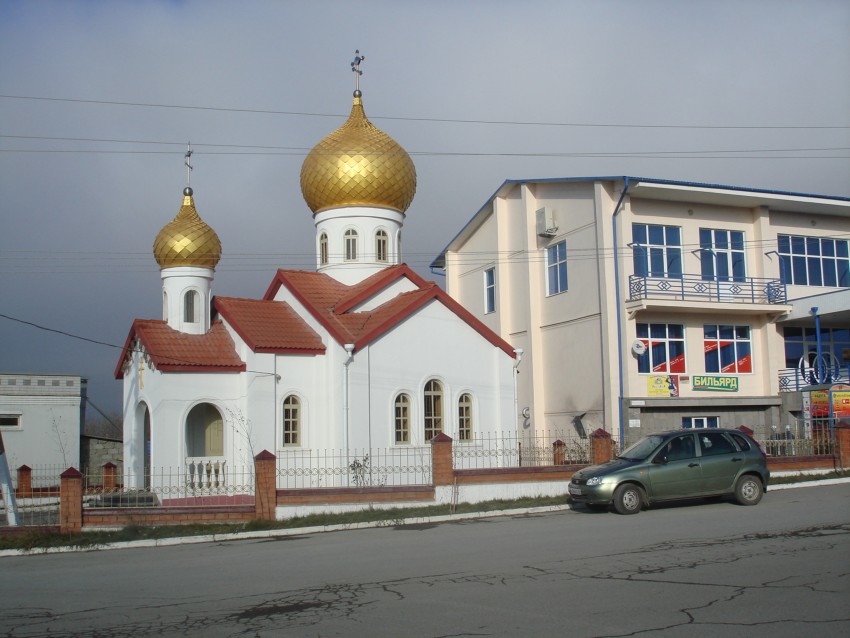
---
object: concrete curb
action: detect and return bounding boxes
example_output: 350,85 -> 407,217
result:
3,478 -> 849,558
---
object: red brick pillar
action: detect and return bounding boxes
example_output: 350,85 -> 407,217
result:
254,450 -> 277,521
60,467 -> 83,534
834,421 -> 850,470
590,429 -> 613,465
431,433 -> 454,486
17,465 -> 32,498
553,440 -> 566,465
102,462 -> 117,492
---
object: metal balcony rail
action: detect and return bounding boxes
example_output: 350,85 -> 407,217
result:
629,274 -> 787,304
778,365 -> 850,392
276,445 -> 433,489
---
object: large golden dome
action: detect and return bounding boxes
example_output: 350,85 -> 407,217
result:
300,92 -> 416,214
153,187 -> 222,269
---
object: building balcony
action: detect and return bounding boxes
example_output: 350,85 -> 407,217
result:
778,365 -> 850,393
627,274 -> 789,316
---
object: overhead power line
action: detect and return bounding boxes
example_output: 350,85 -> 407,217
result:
1,94 -> 848,130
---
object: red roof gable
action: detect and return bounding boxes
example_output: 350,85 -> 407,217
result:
263,265 -> 516,357
214,297 -> 325,354
114,320 -> 246,379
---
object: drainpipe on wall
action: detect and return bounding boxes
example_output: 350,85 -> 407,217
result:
343,343 -> 355,486
812,308 -> 824,383
513,348 -> 524,432
612,177 -> 632,450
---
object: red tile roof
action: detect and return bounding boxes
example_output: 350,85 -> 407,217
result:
214,297 -> 325,354
114,320 -> 246,379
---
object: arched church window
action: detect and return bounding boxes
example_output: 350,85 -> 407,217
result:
397,231 -> 402,261
394,393 -> 410,444
458,393 -> 473,441
186,403 -> 224,457
283,395 -> 300,446
319,232 -> 329,265
184,290 -> 199,323
424,380 -> 444,441
344,229 -> 358,261
162,290 -> 168,321
376,230 -> 389,263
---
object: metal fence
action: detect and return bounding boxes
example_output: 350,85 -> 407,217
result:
756,420 -> 835,457
453,431 -> 591,470
276,446 -> 433,489
82,463 -> 255,509
628,273 -> 786,304
2,464 -> 63,526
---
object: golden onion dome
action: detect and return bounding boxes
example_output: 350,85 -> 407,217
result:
300,91 -> 417,215
153,187 -> 222,269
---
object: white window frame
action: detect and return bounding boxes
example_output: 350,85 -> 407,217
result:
375,230 -> 389,263
394,393 -> 411,444
344,229 -> 359,262
682,416 -> 720,429
0,413 -> 22,430
282,395 -> 301,447
546,240 -> 568,296
484,267 -> 496,314
457,393 -> 473,441
424,379 -> 444,441
319,232 -> 329,266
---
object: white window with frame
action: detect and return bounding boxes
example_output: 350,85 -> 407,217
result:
546,240 -> 568,296
682,416 -> 719,429
632,223 -> 683,279
484,267 -> 496,313
282,395 -> 301,446
457,393 -> 473,441
319,232 -> 329,265
0,414 -> 22,430
699,228 -> 746,282
394,393 -> 410,444
778,234 -> 850,287
424,379 -> 444,441
344,229 -> 359,261
375,230 -> 389,263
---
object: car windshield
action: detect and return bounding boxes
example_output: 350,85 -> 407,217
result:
618,435 -> 665,461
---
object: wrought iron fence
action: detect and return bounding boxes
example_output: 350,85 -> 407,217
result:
778,365 -> 850,392
756,420 -> 834,457
1,464 -> 62,527
276,446 -> 432,489
83,463 -> 255,509
453,431 -> 590,470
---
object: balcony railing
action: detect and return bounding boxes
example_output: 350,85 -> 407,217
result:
629,274 -> 786,304
778,365 -> 850,392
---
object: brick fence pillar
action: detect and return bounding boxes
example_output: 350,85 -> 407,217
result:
834,421 -> 850,470
431,433 -> 454,486
60,467 -> 83,534
553,440 -> 565,465
254,450 -> 277,521
590,429 -> 613,465
102,462 -> 117,492
17,465 -> 32,498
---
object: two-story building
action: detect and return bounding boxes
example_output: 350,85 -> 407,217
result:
431,176 -> 850,445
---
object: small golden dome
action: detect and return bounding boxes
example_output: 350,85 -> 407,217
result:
153,187 -> 222,269
300,92 -> 416,214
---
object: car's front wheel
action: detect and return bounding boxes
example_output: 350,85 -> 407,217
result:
734,475 -> 763,506
613,484 -> 644,515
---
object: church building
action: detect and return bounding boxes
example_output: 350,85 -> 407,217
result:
116,72 -> 518,486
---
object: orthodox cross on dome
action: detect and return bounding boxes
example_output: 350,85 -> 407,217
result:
184,142 -> 194,186
351,49 -> 365,93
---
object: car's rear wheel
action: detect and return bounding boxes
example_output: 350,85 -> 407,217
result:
613,484 -> 644,515
734,475 -> 763,506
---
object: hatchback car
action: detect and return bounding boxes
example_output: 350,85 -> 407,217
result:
568,428 -> 769,514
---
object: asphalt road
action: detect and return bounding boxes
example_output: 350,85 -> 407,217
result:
1,483 -> 849,637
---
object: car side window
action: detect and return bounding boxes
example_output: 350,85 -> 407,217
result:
661,434 -> 696,462
729,432 -> 751,451
699,432 -> 736,457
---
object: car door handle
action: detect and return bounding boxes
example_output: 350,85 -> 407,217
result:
688,463 -> 699,468
731,457 -> 742,462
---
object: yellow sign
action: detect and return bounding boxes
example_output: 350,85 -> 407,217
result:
647,375 -> 679,397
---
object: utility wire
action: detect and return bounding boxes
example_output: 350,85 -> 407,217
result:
2,94 -> 848,130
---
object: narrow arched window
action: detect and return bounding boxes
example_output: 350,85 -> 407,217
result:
319,232 -> 329,265
424,380 -> 444,441
376,230 -> 388,263
184,290 -> 199,323
344,229 -> 358,261
282,395 -> 300,446
163,290 -> 169,321
394,393 -> 410,444
397,231 -> 402,261
458,393 -> 473,441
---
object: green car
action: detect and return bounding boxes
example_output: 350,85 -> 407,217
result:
568,428 -> 770,515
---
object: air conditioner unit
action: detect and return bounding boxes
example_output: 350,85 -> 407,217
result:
535,207 -> 558,237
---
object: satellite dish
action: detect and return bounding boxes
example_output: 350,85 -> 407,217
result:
631,339 -> 647,356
